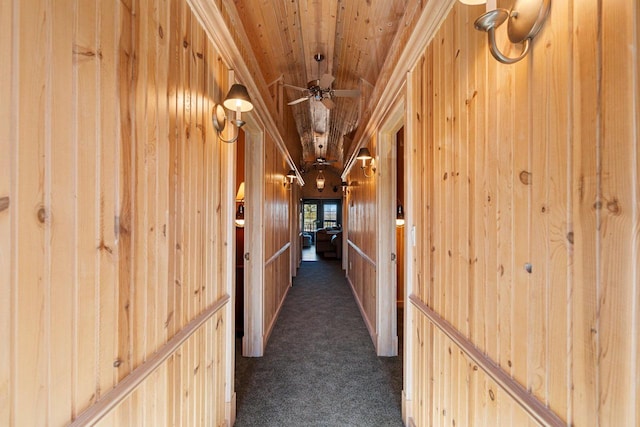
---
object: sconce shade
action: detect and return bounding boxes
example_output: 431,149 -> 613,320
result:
236,182 -> 245,202
223,84 -> 254,113
459,0 -> 486,4
235,203 -> 245,228
396,204 -> 405,227
356,147 -> 372,161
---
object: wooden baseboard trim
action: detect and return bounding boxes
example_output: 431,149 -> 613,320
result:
69,295 -> 230,426
409,294 -> 565,427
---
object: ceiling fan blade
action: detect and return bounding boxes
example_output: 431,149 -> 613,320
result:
283,83 -> 308,92
319,73 -> 335,89
332,89 -> 360,98
288,97 -> 310,106
321,98 -> 335,109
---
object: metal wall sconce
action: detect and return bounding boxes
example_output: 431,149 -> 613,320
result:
212,84 -> 254,143
356,147 -> 376,178
461,0 -> 551,64
396,204 -> 405,227
235,182 -> 245,228
315,170 -> 325,192
284,169 -> 297,189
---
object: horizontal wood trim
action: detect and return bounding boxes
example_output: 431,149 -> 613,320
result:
69,294 -> 230,427
409,294 -> 566,427
265,242 -> 291,266
347,239 -> 376,267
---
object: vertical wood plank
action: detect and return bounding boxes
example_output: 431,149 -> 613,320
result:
98,0 -> 119,401
14,0 -> 48,423
571,1 -> 600,425
74,0 -> 99,416
599,1 -> 636,424
0,0 -> 13,424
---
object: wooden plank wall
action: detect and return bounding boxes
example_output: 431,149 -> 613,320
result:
263,133 -> 293,344
405,1 -> 640,425
0,0 -> 238,424
345,148 -> 378,341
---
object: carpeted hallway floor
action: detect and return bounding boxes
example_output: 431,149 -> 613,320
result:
234,258 -> 404,427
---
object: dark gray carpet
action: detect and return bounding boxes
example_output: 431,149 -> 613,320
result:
235,258 -> 403,427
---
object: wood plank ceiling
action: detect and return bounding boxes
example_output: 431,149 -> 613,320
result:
229,0 -> 411,172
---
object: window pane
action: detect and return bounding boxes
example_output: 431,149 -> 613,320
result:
303,204 -> 317,232
323,203 -> 338,228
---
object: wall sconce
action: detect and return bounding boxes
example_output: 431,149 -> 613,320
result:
284,169 -> 297,189
235,182 -> 245,228
316,170 -> 325,192
396,204 -> 405,227
356,147 -> 376,178
235,204 -> 245,228
212,84 -> 254,143
464,0 -> 551,65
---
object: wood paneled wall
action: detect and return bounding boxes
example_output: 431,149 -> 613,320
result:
345,150 -> 379,342
405,1 -> 640,425
263,133 -> 293,343
0,0 -> 238,424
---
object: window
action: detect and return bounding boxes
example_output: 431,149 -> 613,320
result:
302,199 -> 341,231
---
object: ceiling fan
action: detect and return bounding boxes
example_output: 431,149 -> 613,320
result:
284,54 -> 360,109
312,157 -> 338,167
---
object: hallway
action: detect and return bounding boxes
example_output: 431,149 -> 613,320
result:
234,259 -> 403,426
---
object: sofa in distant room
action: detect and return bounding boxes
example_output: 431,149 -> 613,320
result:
315,227 -> 342,259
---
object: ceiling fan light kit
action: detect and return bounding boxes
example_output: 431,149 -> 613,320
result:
466,0 -> 551,64
212,83 -> 254,143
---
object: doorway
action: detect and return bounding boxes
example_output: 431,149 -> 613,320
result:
301,199 -> 342,261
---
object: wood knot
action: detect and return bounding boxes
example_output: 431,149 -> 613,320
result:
498,264 -> 504,277
443,172 -> 448,180
158,25 -> 164,39
567,231 -> 574,244
489,389 -> 495,401
37,206 -> 47,224
0,196 -> 9,213
507,360 -> 512,367
183,39 -> 189,48
606,198 -> 620,215
113,359 -> 122,368
519,170 -> 532,185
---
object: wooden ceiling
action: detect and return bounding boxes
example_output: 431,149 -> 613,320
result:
229,0 -> 414,172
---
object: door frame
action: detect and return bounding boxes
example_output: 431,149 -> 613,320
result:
376,96 -> 405,356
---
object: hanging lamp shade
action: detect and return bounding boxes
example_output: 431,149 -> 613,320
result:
223,84 -> 254,113
459,0 -> 486,4
316,170 -> 325,192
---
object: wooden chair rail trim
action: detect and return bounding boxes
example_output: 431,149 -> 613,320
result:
265,242 -> 291,266
347,239 -> 376,267
68,294 -> 231,427
409,294 -> 566,427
